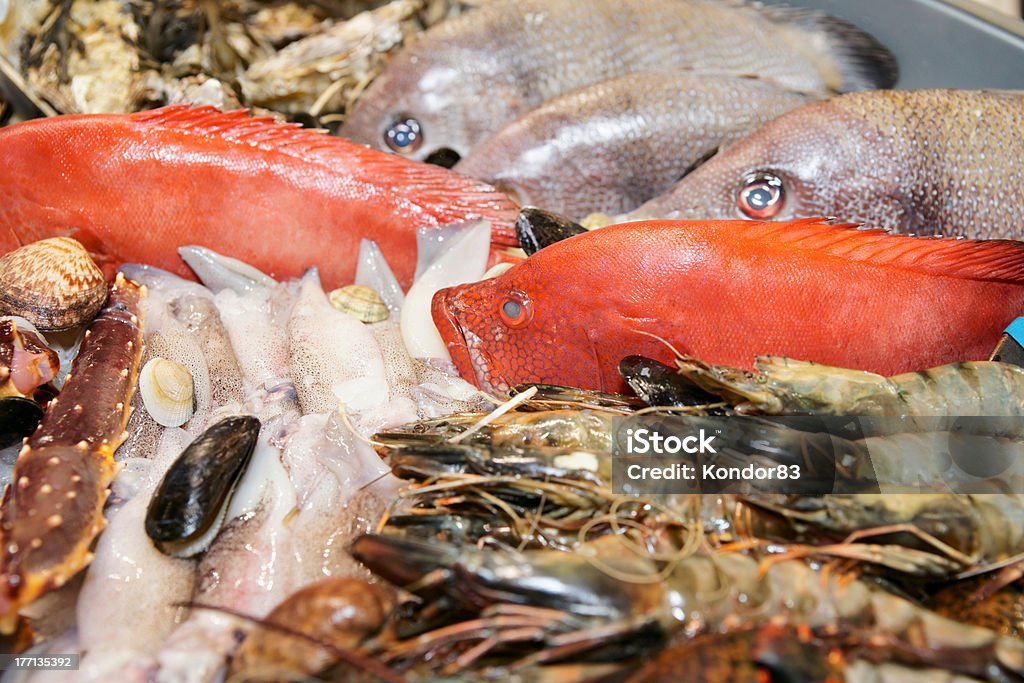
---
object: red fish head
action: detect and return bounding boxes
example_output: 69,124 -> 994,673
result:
431,263 -> 610,395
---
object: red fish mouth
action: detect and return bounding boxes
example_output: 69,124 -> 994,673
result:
431,288 -> 486,388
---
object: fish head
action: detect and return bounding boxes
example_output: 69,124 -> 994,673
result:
431,259 -> 607,395
633,99 -> 902,226
340,41 -> 527,167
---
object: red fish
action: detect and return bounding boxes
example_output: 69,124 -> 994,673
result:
0,106 -> 518,289
432,219 -> 1024,394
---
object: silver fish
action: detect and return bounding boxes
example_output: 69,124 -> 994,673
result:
341,0 -> 896,163
627,89 -> 1024,239
454,71 -> 813,218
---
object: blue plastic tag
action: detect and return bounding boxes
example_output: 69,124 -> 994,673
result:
1005,318 -> 1024,347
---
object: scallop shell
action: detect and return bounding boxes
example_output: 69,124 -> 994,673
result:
139,357 -> 196,427
328,284 -> 389,323
0,237 -> 107,332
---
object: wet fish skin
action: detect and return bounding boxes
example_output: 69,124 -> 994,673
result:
629,89 -> 1024,238
432,219 -> 1024,395
454,72 -> 813,219
341,0 -> 896,162
0,105 -> 519,289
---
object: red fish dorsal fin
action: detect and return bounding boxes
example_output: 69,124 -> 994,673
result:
751,217 -> 1024,284
128,106 -> 518,245
131,106 -> 354,158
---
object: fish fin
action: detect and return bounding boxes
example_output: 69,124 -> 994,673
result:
756,218 -> 1024,284
129,106 -> 519,247
758,6 -> 898,91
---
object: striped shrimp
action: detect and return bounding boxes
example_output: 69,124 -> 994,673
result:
0,273 -> 144,631
670,356 -> 1024,421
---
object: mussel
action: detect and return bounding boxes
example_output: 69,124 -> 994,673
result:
514,206 -> 588,256
0,397 -> 44,450
145,415 -> 261,558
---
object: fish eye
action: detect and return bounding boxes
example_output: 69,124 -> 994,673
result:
499,295 -> 532,328
384,117 -> 423,154
736,172 -> 785,219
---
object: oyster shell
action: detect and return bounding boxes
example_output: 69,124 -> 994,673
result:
0,237 -> 107,332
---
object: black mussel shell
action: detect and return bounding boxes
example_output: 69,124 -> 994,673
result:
0,396 -> 44,449
514,207 -> 588,256
619,355 -> 721,407
146,414 -> 261,556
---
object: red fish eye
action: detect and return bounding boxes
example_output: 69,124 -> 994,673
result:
736,172 -> 785,219
499,297 -> 532,327
384,117 -> 423,154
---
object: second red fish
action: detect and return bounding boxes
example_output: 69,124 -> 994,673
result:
432,219 -> 1024,394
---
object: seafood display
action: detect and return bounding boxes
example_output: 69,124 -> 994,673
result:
341,0 -> 897,163
626,89 -> 1024,237
453,72 -> 814,218
433,218 -> 1024,393
3,0 -> 1024,681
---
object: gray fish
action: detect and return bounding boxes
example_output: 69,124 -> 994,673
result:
341,0 -> 897,164
454,72 -> 813,218
627,89 -> 1024,239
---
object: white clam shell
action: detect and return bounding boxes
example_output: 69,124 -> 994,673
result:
140,357 -> 196,427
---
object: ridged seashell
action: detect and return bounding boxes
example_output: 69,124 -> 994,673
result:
0,238 -> 107,332
146,415 -> 261,558
328,284 -> 389,323
139,357 -> 196,427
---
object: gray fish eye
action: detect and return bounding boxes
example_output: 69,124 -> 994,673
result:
502,300 -> 522,320
737,172 -> 785,219
384,117 -> 423,153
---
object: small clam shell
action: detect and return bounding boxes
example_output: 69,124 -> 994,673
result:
139,357 -> 196,427
0,237 -> 107,332
328,284 -> 389,323
145,415 -> 261,558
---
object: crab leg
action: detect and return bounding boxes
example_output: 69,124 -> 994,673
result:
0,273 -> 144,631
